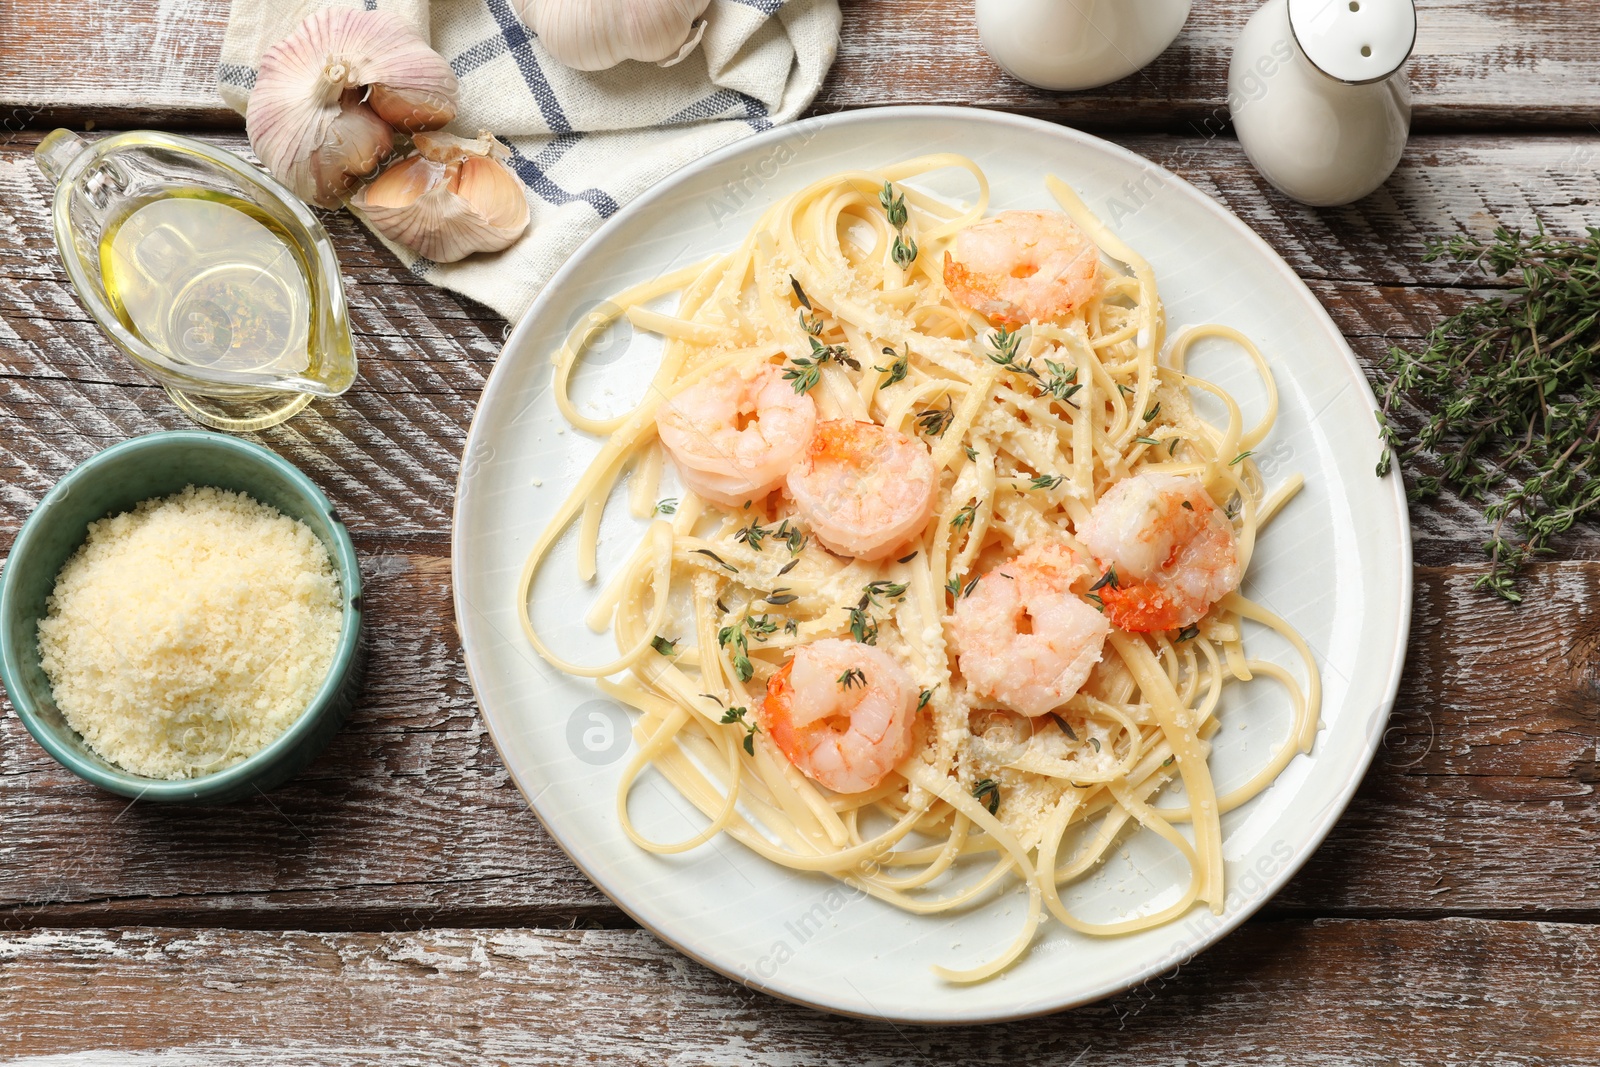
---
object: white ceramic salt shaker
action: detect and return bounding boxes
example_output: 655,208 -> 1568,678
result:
976,0 -> 1193,92
1229,0 -> 1416,207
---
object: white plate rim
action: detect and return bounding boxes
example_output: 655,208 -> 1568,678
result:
451,105 -> 1414,1024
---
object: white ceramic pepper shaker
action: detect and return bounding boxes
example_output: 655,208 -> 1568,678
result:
976,0 -> 1193,92
1229,0 -> 1416,207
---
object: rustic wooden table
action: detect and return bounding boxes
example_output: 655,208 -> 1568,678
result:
3,0 -> 1599,1061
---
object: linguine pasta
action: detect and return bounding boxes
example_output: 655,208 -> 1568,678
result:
517,155 -> 1321,983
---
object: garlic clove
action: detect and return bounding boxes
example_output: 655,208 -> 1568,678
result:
246,8 -> 460,207
358,154 -> 448,211
514,0 -> 713,72
456,155 -> 533,232
352,135 -> 530,263
411,130 -> 503,165
367,84 -> 457,134
302,90 -> 394,207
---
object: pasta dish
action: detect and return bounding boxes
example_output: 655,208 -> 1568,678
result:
517,155 -> 1320,982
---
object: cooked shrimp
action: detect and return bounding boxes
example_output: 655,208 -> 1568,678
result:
950,541 -> 1111,718
785,420 -> 937,561
762,638 -> 920,794
943,210 -> 1103,327
1076,472 -> 1242,633
657,362 -> 816,508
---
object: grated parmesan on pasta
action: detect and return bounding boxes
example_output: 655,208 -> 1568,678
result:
37,484 -> 343,780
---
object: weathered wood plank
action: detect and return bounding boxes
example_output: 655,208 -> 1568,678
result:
6,1 -> 1600,131
6,131 -> 1600,560
2,919 -> 1597,1060
1,120 -> 1598,930
0,543 -> 619,932
4,561 -> 1598,930
823,0 -> 1600,131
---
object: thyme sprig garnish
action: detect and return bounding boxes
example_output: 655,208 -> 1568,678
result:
945,574 -> 981,598
720,705 -> 761,755
734,519 -> 770,551
880,181 -> 918,269
848,580 -> 907,646
1038,358 -> 1081,405
784,275 -> 859,394
1374,225 -> 1600,600
717,622 -> 755,683
987,326 -> 1040,381
777,519 -> 807,555
876,344 -> 910,389
838,667 -> 867,690
915,396 -> 956,437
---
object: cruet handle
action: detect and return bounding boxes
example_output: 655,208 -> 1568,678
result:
34,129 -> 89,186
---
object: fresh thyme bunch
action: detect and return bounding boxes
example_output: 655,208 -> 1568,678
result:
1375,224 -> 1600,601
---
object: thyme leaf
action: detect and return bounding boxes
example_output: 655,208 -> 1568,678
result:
916,397 -> 956,437
876,344 -> 910,388
720,705 -> 762,754
692,548 -> 736,571
734,520 -> 769,551
1374,224 -> 1600,599
972,778 -> 1001,816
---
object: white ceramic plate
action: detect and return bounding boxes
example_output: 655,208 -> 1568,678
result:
452,107 -> 1412,1023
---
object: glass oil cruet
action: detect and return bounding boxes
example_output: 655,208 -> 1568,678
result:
35,129 -> 358,432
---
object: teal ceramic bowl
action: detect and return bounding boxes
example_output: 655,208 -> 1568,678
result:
0,430 -> 364,802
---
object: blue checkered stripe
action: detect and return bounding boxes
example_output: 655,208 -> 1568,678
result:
220,0 -> 783,229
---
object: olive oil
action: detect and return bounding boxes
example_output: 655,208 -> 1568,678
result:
99,190 -> 314,376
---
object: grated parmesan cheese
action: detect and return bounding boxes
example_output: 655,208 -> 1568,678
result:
37,485 -> 343,780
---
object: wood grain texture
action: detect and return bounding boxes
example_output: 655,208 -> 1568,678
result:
4,1 -> 1600,131
825,0 -> 1600,131
2,3 -> 1600,1044
3,920 -> 1599,1061
5,559 -> 1598,931
7,131 -> 1600,562
3,126 -> 1600,934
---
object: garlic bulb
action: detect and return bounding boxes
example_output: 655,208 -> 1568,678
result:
514,0 -> 712,71
247,8 -> 460,207
352,133 -> 531,263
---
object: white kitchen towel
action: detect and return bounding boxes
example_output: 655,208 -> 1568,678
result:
218,0 -> 841,322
